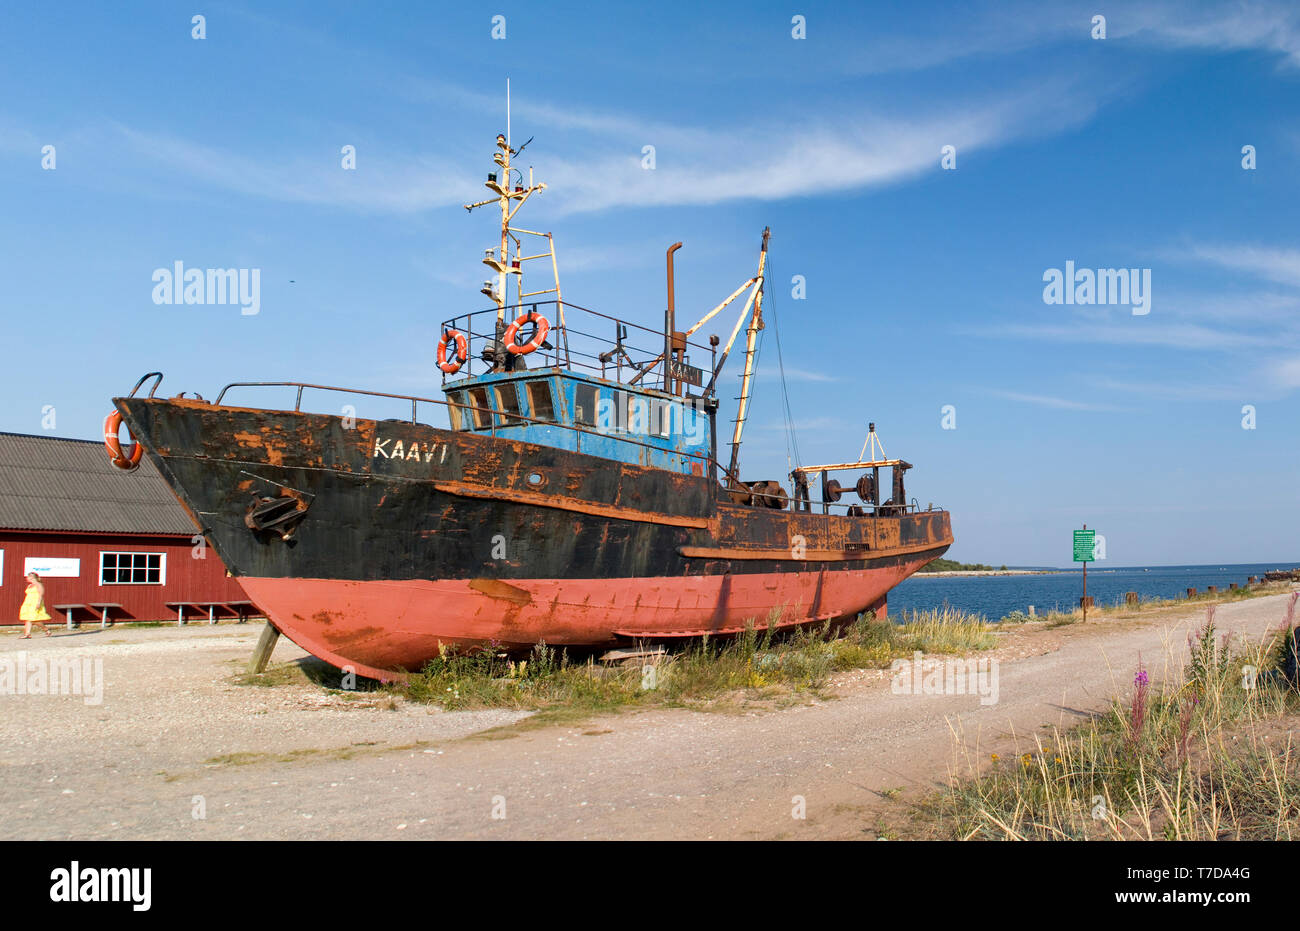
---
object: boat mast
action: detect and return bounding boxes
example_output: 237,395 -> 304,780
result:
727,227 -> 769,479
498,78 -> 513,321
464,134 -> 533,321
499,138 -> 510,323
463,87 -> 559,367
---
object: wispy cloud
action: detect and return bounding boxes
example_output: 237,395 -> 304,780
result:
112,124 -> 474,213
540,80 -> 1105,214
838,1 -> 1300,75
0,121 -> 39,154
1086,376 -> 1248,402
1272,356 -> 1300,388
977,321 -> 1280,352
1126,0 -> 1300,69
755,366 -> 838,383
17,4 -> 1294,222
15,71 -> 1107,218
755,416 -> 844,432
1185,244 -> 1300,288
985,388 -> 1126,411
1144,288 -> 1300,323
836,3 -> 1083,75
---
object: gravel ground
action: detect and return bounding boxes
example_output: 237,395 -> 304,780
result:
2,591 -> 1295,840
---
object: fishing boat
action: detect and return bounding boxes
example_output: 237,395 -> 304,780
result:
106,129 -> 953,679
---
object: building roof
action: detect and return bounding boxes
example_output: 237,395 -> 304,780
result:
0,432 -> 196,535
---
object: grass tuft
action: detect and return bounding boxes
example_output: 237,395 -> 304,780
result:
913,598 -> 1300,840
388,606 -> 996,716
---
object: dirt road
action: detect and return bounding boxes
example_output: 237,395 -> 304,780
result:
2,592 -> 1295,840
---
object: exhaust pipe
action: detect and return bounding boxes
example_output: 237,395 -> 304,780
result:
665,242 -> 682,394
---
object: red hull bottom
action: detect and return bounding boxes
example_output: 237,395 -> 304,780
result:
240,563 -> 922,680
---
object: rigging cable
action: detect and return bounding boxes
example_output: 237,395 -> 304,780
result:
764,255 -> 802,476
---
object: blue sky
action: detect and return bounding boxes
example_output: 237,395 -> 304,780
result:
2,1 -> 1298,566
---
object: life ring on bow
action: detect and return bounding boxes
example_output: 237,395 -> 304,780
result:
437,329 -> 469,373
103,411 -> 143,471
503,311 -> 549,356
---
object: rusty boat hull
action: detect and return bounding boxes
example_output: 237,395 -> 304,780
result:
114,395 -> 953,679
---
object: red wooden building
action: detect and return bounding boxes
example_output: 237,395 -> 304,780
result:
0,432 -> 254,626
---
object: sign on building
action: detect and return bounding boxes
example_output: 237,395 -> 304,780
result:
24,557 -> 81,578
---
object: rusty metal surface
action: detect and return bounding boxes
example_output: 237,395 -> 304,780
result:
113,396 -> 953,587
110,394 -> 953,672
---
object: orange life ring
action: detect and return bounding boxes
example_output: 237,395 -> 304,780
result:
437,329 -> 469,373
103,411 -> 143,470
503,311 -> 549,356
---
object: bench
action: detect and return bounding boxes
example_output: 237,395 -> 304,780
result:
88,603 -> 124,630
51,604 -> 90,631
225,601 -> 256,623
165,601 -> 260,626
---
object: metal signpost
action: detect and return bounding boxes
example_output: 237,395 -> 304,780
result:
1073,525 -> 1096,621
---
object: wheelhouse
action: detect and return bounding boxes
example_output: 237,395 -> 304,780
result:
442,368 -> 712,475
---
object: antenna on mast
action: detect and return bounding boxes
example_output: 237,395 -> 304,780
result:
859,423 -> 886,462
461,106 -> 569,369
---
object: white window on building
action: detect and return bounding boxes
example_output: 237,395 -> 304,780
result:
100,552 -> 166,585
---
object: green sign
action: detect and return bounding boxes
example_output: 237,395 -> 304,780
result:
1073,529 -> 1096,563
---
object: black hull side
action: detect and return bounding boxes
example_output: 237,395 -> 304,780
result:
115,397 -> 953,584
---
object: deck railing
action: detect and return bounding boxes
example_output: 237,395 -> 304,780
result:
128,375 -> 936,517
439,300 -> 717,392
207,379 -> 735,478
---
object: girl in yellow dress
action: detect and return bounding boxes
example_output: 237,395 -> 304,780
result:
19,571 -> 53,638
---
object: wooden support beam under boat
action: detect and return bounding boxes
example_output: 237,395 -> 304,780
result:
247,621 -> 281,674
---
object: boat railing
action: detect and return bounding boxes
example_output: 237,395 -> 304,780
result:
439,300 -> 717,393
207,378 -> 745,483
136,377 -> 937,517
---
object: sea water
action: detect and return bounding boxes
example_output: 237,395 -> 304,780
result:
890,563 -> 1299,622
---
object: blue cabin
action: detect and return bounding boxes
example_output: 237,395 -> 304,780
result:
442,369 -> 712,475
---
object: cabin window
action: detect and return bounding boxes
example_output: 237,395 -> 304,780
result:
100,552 -> 165,585
493,383 -> 523,426
466,387 -> 491,429
626,396 -> 650,434
654,400 -> 677,438
526,381 -> 555,422
574,383 -> 599,426
446,391 -> 468,430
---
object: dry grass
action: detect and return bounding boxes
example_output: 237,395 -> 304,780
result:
389,606 -> 998,718
916,595 -> 1300,840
